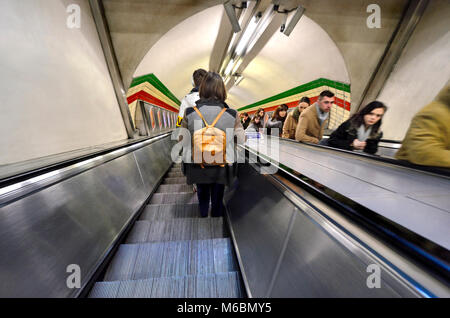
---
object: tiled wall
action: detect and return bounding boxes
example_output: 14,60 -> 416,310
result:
127,73 -> 180,129
238,78 -> 351,130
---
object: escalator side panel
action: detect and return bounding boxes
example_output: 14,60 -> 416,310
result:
0,137 -> 173,297
226,164 -> 421,298
225,165 -> 296,298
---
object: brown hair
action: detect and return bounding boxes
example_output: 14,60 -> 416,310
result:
251,115 -> 263,129
272,104 -> 289,121
199,72 -> 227,102
193,69 -> 207,88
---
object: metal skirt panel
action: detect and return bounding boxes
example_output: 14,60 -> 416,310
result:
0,137 -> 173,297
226,164 -> 422,298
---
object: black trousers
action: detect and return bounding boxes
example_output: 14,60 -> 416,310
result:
196,183 -> 225,217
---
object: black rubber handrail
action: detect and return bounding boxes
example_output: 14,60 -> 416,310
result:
277,136 -> 450,177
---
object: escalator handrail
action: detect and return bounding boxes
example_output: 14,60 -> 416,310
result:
239,144 -> 450,284
0,132 -> 174,189
272,135 -> 450,178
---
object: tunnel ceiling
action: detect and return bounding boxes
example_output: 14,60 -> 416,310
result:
104,0 -> 408,110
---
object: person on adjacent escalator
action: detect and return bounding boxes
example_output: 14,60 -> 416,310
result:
180,72 -> 245,217
327,101 -> 387,154
266,104 -> 289,136
241,112 -> 251,130
255,108 -> 266,128
395,84 -> 450,168
245,115 -> 263,133
282,97 -> 311,139
176,69 -> 207,127
295,90 -> 334,144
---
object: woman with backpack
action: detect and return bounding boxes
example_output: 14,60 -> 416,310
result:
180,72 -> 245,217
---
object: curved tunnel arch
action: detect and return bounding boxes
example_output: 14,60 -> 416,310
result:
132,4 -> 350,110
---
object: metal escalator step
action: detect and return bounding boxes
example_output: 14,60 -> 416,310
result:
151,275 -> 186,298
186,272 -> 216,298
125,221 -> 150,243
167,171 -> 184,178
103,244 -> 140,281
216,272 -> 244,298
169,167 -> 182,173
140,203 -> 200,221
103,238 -> 237,281
162,177 -> 187,184
149,192 -> 198,205
88,281 -> 120,298
116,280 -> 138,298
126,218 -> 225,244
213,238 -> 238,273
89,272 -> 242,298
156,184 -> 193,194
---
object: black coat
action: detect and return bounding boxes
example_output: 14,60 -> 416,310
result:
242,117 -> 251,130
180,99 -> 245,186
327,120 -> 382,155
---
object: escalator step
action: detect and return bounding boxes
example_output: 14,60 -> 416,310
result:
169,167 -> 182,173
125,218 -> 225,243
103,238 -> 237,281
140,203 -> 201,220
156,184 -> 193,194
167,171 -> 184,178
90,272 -> 243,298
162,177 -> 187,185
149,192 -> 198,205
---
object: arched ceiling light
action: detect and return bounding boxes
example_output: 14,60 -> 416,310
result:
221,1 -> 305,87
222,3 -> 275,78
223,0 -> 242,33
234,74 -> 244,86
283,5 -> 305,36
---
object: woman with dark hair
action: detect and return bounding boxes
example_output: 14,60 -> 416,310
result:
282,97 -> 311,139
180,72 -> 245,217
327,101 -> 387,154
245,115 -> 263,132
256,108 -> 266,127
266,104 -> 289,136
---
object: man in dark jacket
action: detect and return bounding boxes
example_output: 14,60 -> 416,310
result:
241,112 -> 251,130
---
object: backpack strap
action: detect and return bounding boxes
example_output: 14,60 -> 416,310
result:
210,108 -> 227,128
193,107 -> 209,127
193,107 -> 227,128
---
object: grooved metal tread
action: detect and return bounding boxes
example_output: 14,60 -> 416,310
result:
162,177 -> 187,184
90,164 -> 243,298
149,192 -> 198,204
89,271 -> 243,298
168,171 -> 185,178
156,184 -> 193,194
126,218 -> 225,243
141,203 -> 201,220
104,238 -> 238,281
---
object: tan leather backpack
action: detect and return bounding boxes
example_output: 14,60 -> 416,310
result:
192,107 -> 227,168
